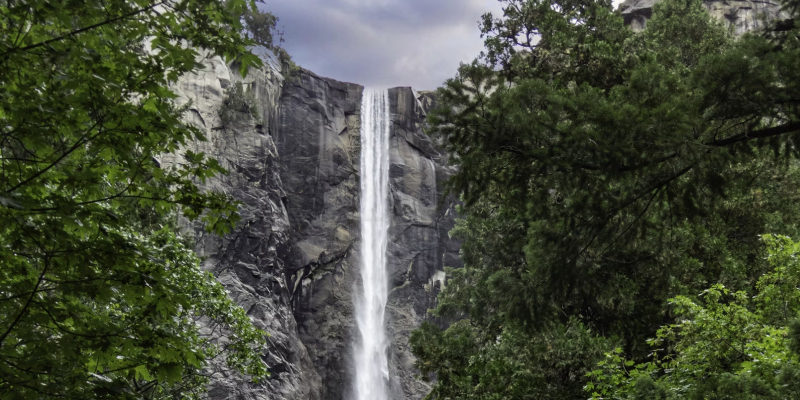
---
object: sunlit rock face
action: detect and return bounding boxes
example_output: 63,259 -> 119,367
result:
620,0 -> 788,34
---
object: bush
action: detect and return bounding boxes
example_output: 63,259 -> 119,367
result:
219,81 -> 260,127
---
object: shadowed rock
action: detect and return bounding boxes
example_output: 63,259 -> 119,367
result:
620,0 -> 787,34
165,49 -> 323,400
275,73 -> 461,400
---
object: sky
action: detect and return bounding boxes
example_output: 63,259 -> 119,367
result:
263,0 -> 505,90
264,0 -> 627,90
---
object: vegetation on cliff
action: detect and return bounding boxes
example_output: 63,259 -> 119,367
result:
0,0 -> 285,398
411,0 -> 800,398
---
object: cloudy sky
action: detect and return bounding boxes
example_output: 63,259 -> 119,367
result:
263,0 -> 506,90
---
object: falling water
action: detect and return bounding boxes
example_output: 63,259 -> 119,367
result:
354,88 -> 391,400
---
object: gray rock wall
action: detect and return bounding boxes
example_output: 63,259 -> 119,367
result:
275,73 -> 460,400
620,0 -> 788,34
166,52 -> 457,400
166,50 -> 323,400
275,71 -> 362,399
384,87 -> 460,400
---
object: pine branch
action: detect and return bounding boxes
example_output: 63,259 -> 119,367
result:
706,121 -> 800,147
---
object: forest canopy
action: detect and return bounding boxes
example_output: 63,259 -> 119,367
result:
411,0 -> 800,398
0,0 -> 284,398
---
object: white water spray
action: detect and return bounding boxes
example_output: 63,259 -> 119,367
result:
354,88 -> 391,400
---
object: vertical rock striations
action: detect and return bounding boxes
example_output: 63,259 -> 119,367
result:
275,71 -> 363,399
275,73 -> 461,400
165,48 -> 459,398
166,48 -> 323,400
384,87 -> 461,400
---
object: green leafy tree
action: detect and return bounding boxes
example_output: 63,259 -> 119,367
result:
0,0 -> 284,398
220,80 -> 260,128
586,235 -> 800,400
239,1 -> 297,74
412,0 -> 800,397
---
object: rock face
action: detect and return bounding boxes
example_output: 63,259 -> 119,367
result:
166,49 -> 323,400
167,50 -> 459,399
275,72 -> 461,400
275,71 -> 362,399
620,0 -> 788,34
383,88 -> 461,400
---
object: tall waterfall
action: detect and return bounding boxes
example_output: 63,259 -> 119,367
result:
354,88 -> 391,400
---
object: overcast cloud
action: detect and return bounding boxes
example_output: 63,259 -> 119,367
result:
263,0 -> 505,90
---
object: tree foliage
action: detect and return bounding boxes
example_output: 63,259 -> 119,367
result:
587,235 -> 800,399
219,80 -> 260,128
411,0 -> 800,397
239,0 -> 297,73
0,0 -> 282,398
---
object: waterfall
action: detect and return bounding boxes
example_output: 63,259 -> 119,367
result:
354,88 -> 391,400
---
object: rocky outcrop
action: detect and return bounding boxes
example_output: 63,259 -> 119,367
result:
275,72 -> 460,400
275,71 -> 362,399
165,49 -> 323,400
620,0 -> 788,34
384,88 -> 461,400
164,50 -> 457,400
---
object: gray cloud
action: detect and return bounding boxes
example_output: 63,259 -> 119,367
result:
263,0 -> 505,90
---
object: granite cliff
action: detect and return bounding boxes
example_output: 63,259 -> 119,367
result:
165,47 -> 459,400
277,74 -> 461,400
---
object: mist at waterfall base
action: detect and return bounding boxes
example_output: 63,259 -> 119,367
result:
353,88 -> 391,400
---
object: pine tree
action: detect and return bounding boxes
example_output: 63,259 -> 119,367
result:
411,0 -> 800,397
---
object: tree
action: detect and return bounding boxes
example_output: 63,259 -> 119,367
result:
0,0 -> 283,398
411,0 -> 800,397
239,1 -> 297,73
587,235 -> 800,400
